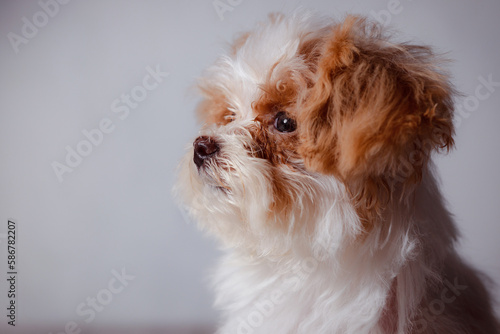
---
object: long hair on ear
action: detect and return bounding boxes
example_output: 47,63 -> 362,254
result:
298,15 -> 455,220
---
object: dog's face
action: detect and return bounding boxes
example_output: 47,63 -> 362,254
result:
176,13 -> 454,256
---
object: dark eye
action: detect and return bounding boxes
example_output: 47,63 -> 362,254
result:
274,111 -> 296,133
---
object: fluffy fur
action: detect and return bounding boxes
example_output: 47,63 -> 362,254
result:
175,11 -> 499,333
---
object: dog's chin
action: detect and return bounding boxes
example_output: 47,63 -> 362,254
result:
196,164 -> 232,195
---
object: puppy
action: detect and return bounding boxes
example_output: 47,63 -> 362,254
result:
175,11 -> 499,334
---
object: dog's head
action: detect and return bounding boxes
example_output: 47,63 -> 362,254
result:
176,12 -> 454,256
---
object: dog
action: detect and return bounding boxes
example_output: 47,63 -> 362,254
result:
175,11 -> 499,333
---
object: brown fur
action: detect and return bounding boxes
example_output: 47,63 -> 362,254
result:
297,16 -> 455,221
196,84 -> 234,125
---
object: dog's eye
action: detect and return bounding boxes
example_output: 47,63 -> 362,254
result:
274,111 -> 296,133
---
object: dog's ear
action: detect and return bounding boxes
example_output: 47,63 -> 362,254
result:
298,16 -> 455,188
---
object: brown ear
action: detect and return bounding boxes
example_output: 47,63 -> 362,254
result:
298,15 -> 455,190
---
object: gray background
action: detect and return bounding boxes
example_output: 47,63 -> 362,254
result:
0,0 -> 499,332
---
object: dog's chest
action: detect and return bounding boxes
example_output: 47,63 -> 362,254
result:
213,254 -> 390,334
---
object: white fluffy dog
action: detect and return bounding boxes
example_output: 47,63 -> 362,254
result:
175,11 -> 499,334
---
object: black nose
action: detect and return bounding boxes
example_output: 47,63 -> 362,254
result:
193,136 -> 220,168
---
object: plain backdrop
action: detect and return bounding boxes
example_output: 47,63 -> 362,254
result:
0,0 -> 499,333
